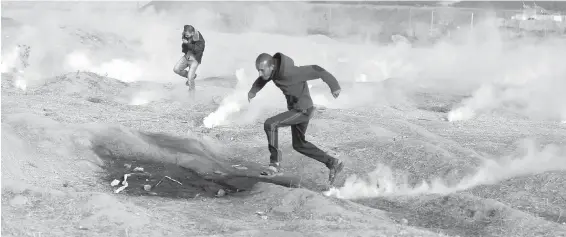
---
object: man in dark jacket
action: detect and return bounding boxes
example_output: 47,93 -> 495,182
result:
173,25 -> 205,92
247,52 -> 344,185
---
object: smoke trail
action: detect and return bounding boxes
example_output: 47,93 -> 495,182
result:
63,51 -> 144,82
4,2 -> 566,123
447,38 -> 566,122
202,69 -> 248,128
324,139 -> 566,199
1,45 -> 32,91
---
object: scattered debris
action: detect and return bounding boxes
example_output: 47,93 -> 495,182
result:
165,176 -> 182,185
124,163 -> 132,169
110,179 -> 120,187
114,184 -> 128,193
114,174 -> 131,193
143,184 -> 152,191
154,177 -> 165,188
78,226 -> 89,230
87,97 -> 102,103
231,164 -> 248,170
216,189 -> 226,197
151,175 -> 183,190
214,170 -> 227,176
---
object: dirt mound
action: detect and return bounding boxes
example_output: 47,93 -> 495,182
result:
242,183 -> 446,236
1,185 -> 156,236
31,71 -> 129,100
356,193 -> 566,237
1,113 -> 101,191
469,171 -> 566,224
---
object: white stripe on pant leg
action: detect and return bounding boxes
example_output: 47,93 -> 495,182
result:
271,112 -> 301,145
277,112 -> 302,126
269,112 -> 301,144
270,112 -> 302,163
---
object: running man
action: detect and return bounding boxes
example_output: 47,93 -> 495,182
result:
247,52 -> 345,185
173,25 -> 205,91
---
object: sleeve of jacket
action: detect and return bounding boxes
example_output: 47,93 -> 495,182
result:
184,40 -> 205,55
297,65 -> 341,92
181,43 -> 188,53
181,32 -> 188,52
181,34 -> 189,53
248,77 -> 269,95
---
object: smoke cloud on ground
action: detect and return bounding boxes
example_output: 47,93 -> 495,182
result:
2,2 -> 565,126
324,138 -> 566,199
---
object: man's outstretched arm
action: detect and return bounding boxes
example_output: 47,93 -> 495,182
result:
248,77 -> 269,101
297,65 -> 341,94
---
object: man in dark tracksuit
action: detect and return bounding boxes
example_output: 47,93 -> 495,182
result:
173,25 -> 205,92
247,52 -> 345,185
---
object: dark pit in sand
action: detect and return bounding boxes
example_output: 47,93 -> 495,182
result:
92,131 -> 304,199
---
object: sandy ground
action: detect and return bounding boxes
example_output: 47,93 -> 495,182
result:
2,2 -> 566,237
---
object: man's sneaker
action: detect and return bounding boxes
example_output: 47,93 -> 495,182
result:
260,163 -> 281,177
328,159 -> 344,186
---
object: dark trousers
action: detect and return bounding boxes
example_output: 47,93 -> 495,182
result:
263,107 -> 333,168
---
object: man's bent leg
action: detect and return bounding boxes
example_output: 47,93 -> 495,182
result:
291,108 -> 344,185
173,55 -> 189,78
186,57 -> 199,91
291,121 -> 333,168
264,110 -> 310,165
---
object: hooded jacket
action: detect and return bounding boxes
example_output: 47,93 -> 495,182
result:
248,52 -> 341,111
181,30 -> 205,64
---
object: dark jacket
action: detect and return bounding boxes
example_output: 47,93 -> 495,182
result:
248,52 -> 341,111
181,30 -> 205,64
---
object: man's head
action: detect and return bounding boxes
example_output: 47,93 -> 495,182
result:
255,53 -> 275,80
183,25 -> 195,38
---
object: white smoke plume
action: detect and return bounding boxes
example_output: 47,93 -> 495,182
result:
324,139 -> 566,199
203,68 -> 249,128
3,2 -> 566,124
63,50 -> 144,83
1,44 -> 33,91
447,38 -> 566,122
